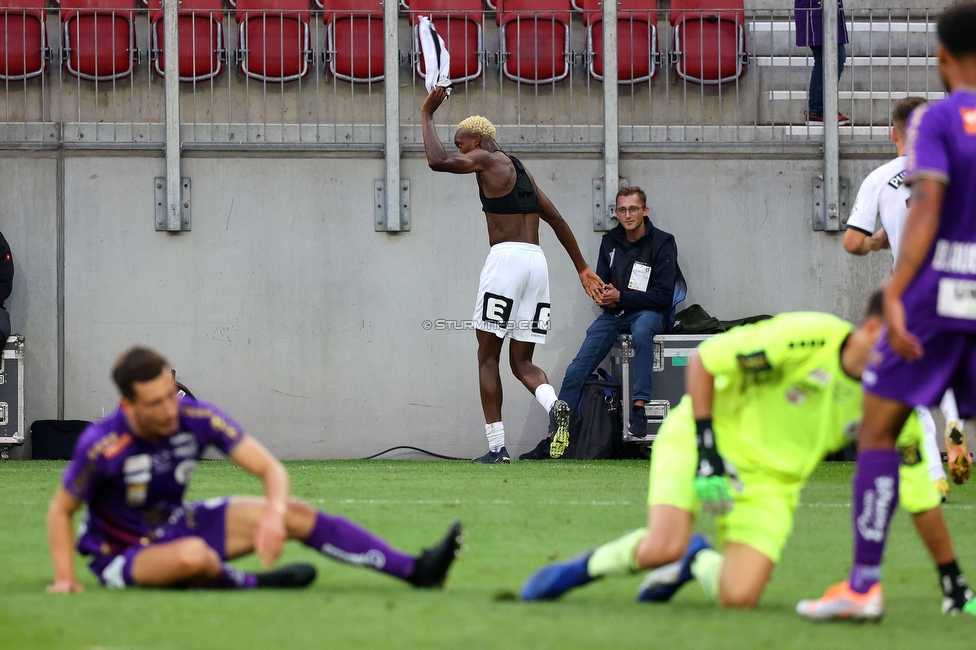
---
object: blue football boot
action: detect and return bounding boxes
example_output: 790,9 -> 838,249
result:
637,534 -> 712,602
522,551 -> 595,601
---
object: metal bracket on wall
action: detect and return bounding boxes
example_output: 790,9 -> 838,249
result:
154,177 -> 192,232
592,177 -> 628,231
374,179 -> 411,232
812,176 -> 850,232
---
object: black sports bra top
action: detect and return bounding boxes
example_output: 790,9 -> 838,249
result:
478,154 -> 540,214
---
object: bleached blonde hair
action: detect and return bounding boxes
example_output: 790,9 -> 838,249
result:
457,115 -> 496,139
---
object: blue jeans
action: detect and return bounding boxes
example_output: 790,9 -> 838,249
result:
557,310 -> 667,410
808,44 -> 847,116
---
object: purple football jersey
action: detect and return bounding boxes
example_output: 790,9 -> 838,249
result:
902,89 -> 976,331
61,397 -> 245,557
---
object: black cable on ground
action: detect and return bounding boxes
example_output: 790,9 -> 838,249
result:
361,445 -> 468,461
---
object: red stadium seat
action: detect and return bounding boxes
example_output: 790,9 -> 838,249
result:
497,0 -> 572,85
0,0 -> 47,81
149,0 -> 225,83
670,0 -> 746,85
322,0 -> 383,83
61,0 -> 136,81
579,0 -> 658,84
236,0 -> 311,83
408,0 -> 484,84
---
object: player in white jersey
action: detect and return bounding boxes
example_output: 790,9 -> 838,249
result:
843,96 -> 963,500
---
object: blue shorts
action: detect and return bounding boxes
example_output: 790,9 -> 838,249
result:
87,497 -> 229,588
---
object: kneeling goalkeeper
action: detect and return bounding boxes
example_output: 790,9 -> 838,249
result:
521,292 -> 974,615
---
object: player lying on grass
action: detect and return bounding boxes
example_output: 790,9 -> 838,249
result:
47,347 -> 461,593
521,293 -> 975,615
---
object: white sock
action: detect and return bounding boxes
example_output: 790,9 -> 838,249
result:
916,406 -> 947,482
485,422 -> 506,452
535,384 -> 558,413
942,389 -> 960,427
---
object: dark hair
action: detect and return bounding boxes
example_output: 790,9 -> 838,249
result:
938,3 -> 976,60
616,186 -> 647,207
891,96 -> 927,132
113,347 -> 169,400
864,290 -> 883,321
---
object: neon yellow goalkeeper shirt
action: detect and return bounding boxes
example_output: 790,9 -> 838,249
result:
698,312 -> 862,482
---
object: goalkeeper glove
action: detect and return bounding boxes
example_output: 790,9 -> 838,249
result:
694,418 -> 739,514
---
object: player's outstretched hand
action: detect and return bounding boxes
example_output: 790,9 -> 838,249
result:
422,87 -> 448,115
883,286 -> 923,361
254,511 -> 287,568
579,268 -> 604,301
46,579 -> 84,594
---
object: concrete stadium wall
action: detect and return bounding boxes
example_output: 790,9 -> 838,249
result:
0,147 -> 896,459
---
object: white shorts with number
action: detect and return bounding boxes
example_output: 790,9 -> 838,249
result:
473,242 -> 551,344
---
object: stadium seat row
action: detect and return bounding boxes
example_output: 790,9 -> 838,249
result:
0,0 -> 746,85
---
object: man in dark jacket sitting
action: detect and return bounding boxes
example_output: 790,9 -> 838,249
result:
522,186 -> 684,458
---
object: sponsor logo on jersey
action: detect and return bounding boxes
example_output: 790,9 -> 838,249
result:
123,454 -> 152,506
209,414 -> 241,440
887,169 -> 907,190
171,431 -> 199,458
88,432 -> 132,460
932,239 -> 976,275
785,387 -> 808,405
808,368 -> 830,386
736,351 -> 771,373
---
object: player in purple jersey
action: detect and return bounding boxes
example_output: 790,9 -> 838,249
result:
46,347 -> 461,593
799,2 -> 976,621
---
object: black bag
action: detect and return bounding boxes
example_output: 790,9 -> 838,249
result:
565,370 -> 622,460
673,304 -> 726,334
31,420 -> 92,460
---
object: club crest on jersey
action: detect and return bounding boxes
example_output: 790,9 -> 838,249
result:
737,351 -> 771,373
174,459 -> 198,485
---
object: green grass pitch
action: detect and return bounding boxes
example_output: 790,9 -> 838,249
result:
2,459 -> 975,649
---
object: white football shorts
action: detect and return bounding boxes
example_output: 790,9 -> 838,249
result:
473,242 -> 551,344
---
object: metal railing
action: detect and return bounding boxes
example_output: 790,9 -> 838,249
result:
0,5 -> 944,149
